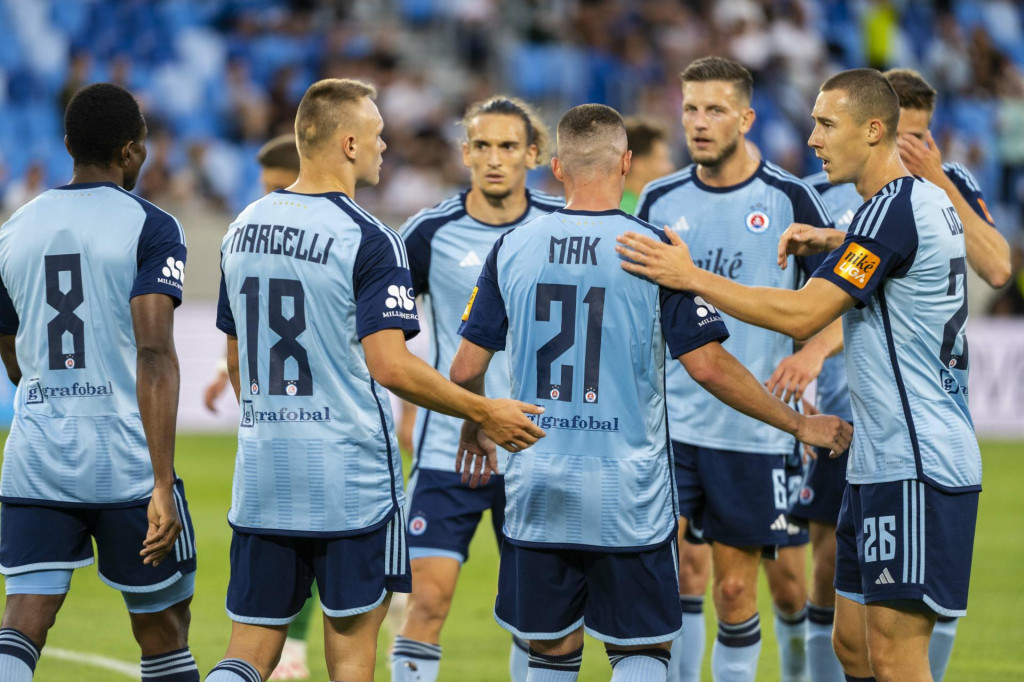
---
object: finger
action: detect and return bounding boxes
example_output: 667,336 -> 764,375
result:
829,449 -> 838,459
766,365 -> 785,394
792,376 -> 809,402
777,236 -> 791,268
455,447 -> 465,475
619,259 -> 648,276
924,129 -> 936,150
516,401 -> 545,415
664,225 -> 684,246
522,422 -> 546,439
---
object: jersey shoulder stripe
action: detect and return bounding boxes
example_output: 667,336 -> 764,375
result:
942,162 -> 981,193
399,194 -> 465,236
760,162 -> 832,224
113,187 -> 187,246
331,195 -> 408,268
526,188 -> 564,211
635,166 -> 695,220
852,183 -> 896,239
802,170 -> 832,195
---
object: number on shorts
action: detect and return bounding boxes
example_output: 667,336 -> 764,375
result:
863,515 -> 896,562
772,469 -> 788,510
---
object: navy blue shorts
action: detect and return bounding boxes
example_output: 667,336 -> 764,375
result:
226,509 -> 411,625
495,538 -> 682,646
789,447 -> 849,526
834,481 -> 978,617
673,441 -> 791,548
0,478 -> 196,592
406,467 -> 504,563
780,450 -> 810,547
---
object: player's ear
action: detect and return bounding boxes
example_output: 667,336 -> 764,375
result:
865,118 -> 885,145
622,149 -> 632,177
461,140 -> 472,168
341,133 -> 358,162
524,143 -> 539,170
551,156 -> 564,183
740,106 -> 756,134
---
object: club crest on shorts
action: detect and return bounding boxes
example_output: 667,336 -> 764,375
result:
409,515 -> 428,535
799,485 -> 814,505
745,209 -> 770,234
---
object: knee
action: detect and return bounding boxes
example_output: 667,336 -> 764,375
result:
406,582 -> 453,625
831,625 -> 863,670
717,575 -> 752,607
771,581 -> 806,616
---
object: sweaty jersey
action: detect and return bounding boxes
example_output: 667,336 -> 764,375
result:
0,182 -> 187,507
638,161 -> 833,455
459,209 -> 729,551
807,162 -> 996,426
403,189 -> 561,472
216,189 -> 419,536
814,176 -> 981,492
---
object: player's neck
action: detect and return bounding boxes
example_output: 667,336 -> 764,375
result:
289,166 -> 356,198
624,173 -> 648,196
563,178 -> 622,212
465,186 -> 529,225
70,164 -> 124,187
696,145 -> 759,188
855,148 -> 910,200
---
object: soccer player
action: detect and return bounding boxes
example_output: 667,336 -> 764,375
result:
785,67 -> 1010,682
392,96 -> 561,682
0,83 -> 197,681
205,78 -> 545,682
452,103 -> 851,682
621,117 -> 674,214
618,68 -> 983,682
635,56 -> 837,682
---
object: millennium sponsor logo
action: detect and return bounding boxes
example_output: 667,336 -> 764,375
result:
526,413 -> 620,432
240,400 -> 332,428
26,379 -> 115,403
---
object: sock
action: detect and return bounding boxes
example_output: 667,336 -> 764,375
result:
142,647 -> 199,681
609,648 -> 671,681
807,603 -> 844,682
712,615 -> 761,682
289,596 -> 316,640
510,635 -> 530,682
928,616 -> 958,682
670,595 -> 705,682
774,604 -> 807,682
391,636 -> 442,682
0,628 -> 40,682
844,676 -> 876,681
527,645 -> 583,681
206,658 -> 261,682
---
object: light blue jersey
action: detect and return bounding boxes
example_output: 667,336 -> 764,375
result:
459,209 -> 728,551
216,190 -> 419,536
814,176 -> 981,492
403,189 -> 561,472
638,161 -> 834,455
807,162 -> 995,426
0,182 -> 186,507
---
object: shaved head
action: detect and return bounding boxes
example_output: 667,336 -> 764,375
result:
820,69 -> 899,142
555,104 -> 627,178
294,78 -> 377,157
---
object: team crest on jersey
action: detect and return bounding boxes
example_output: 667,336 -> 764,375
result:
64,357 -> 75,369
550,387 -> 560,400
834,243 -> 880,289
250,381 -> 259,395
285,383 -> 297,396
584,389 -> 597,403
409,515 -> 428,535
799,485 -> 814,505
745,207 -> 770,234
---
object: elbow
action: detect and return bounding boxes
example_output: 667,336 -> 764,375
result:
371,361 -> 405,392
984,264 -> 1012,290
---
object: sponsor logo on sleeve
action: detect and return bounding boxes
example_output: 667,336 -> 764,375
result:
383,285 -> 417,321
158,257 -> 185,290
834,243 -> 880,289
461,286 -> 478,322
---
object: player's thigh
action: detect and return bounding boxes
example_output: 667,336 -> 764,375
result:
676,519 -> 711,595
406,556 -> 461,615
323,595 -> 392,682
582,541 -> 682,647
494,542 -> 587,640
696,447 -> 791,548
833,593 -> 871,674
222,620 -> 290,679
406,468 -> 499,564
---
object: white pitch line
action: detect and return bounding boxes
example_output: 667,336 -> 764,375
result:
44,647 -> 140,678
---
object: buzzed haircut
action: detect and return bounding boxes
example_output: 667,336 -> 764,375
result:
294,78 -> 377,156
680,56 -> 754,104
462,95 -> 552,164
64,83 -> 145,168
624,117 -> 667,158
257,134 -> 300,172
821,68 -> 900,141
883,68 -> 937,112
556,103 -> 626,175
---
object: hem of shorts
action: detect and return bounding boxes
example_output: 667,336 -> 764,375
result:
584,623 -> 682,646
780,534 -> 811,548
704,535 -> 786,550
321,588 -> 387,618
493,613 -> 585,641
227,606 -> 303,626
0,495 -> 149,509
98,569 -> 190,593
229,507 -> 396,539
670,436 -> 794,456
409,547 -> 466,564
786,508 -> 840,525
835,589 -> 865,604
501,532 -> 675,554
922,594 -> 967,618
0,558 -> 94,576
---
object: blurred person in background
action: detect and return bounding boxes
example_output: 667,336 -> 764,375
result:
621,116 -> 674,214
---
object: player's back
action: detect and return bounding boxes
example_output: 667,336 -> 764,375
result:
477,209 -> 693,551
0,182 -> 186,505
217,190 -> 413,536
838,177 -> 981,491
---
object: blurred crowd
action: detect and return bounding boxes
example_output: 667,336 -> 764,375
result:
0,0 -> 1022,309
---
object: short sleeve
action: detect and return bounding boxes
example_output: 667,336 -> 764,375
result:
458,235 -> 508,351
215,265 -> 236,336
812,188 -> 918,306
403,223 -> 431,296
132,210 -> 187,305
354,226 -> 420,340
0,277 -> 18,335
944,164 -> 996,226
660,288 -> 729,358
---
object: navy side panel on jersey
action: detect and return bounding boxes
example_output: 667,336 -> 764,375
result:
638,161 -> 834,455
216,190 -> 417,536
813,177 -> 981,491
0,183 -> 186,507
402,189 -> 562,473
459,209 -> 727,551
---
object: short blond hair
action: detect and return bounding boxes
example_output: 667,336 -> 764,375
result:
294,78 -> 377,156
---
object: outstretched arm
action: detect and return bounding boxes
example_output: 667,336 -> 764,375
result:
131,293 -> 182,567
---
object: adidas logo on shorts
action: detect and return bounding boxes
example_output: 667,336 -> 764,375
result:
770,514 -> 787,531
875,567 -> 896,585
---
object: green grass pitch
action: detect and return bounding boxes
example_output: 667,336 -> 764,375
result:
2,436 -> 1021,681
